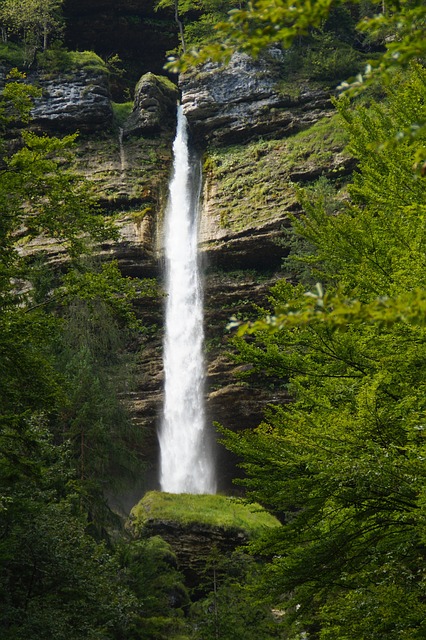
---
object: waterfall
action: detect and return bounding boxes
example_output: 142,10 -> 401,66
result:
118,127 -> 126,175
159,106 -> 216,494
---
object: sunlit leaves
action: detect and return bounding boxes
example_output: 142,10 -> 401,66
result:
59,261 -> 157,329
224,63 -> 426,638
173,0 -> 426,95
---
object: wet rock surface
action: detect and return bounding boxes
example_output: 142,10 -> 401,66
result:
181,51 -> 333,146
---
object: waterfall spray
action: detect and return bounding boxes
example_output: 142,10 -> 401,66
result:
159,106 -> 216,494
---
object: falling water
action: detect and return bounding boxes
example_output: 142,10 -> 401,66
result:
118,127 -> 126,175
159,106 -> 216,494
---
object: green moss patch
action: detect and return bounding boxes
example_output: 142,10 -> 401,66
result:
37,48 -> 108,74
112,101 -> 133,127
136,72 -> 177,94
132,491 -> 280,537
287,113 -> 348,159
204,113 -> 349,233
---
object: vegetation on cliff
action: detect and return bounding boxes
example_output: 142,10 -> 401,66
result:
176,0 -> 426,87
203,113 -> 349,231
132,490 -> 280,535
0,72 -> 159,638
0,0 -> 64,60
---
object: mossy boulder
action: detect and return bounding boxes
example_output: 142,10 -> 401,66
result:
124,72 -> 179,137
131,491 -> 279,534
129,491 -> 280,588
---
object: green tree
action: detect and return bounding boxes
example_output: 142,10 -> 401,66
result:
0,427 -> 137,640
117,536 -> 190,640
224,65 -> 426,639
0,0 -> 64,58
174,0 -> 426,98
0,92 -> 119,435
0,75 -> 153,638
156,0 -> 235,52
190,550 -> 282,639
53,280 -> 155,531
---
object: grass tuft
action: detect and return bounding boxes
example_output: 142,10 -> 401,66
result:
112,101 -> 133,127
37,48 -> 108,74
131,491 -> 280,537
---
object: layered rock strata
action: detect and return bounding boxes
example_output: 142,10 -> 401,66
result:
31,69 -> 113,132
181,51 -> 333,146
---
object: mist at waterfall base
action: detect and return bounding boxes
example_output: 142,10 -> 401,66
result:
159,106 -> 216,495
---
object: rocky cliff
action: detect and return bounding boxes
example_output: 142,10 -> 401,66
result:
180,51 -> 333,146
10,47 -> 352,502
31,67 -> 113,132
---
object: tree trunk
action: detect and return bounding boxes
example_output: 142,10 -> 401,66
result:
174,0 -> 186,54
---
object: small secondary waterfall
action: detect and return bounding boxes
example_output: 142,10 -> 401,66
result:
159,106 -> 216,494
118,127 -> 126,175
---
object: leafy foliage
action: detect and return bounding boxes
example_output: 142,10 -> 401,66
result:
224,64 -> 426,638
190,551 -> 281,639
117,536 -> 190,640
155,0 -> 235,52
173,0 -> 426,99
0,69 -> 160,639
0,0 -> 64,62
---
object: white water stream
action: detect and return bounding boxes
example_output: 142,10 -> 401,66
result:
159,106 -> 216,494
118,127 -> 126,175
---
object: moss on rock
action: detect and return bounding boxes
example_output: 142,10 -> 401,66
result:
131,490 -> 280,538
202,113 -> 350,235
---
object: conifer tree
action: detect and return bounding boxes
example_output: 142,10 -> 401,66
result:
224,64 -> 426,639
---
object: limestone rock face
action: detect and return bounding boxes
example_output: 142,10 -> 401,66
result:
181,51 -> 332,146
12,49 -> 353,499
203,271 -> 292,491
31,69 -> 113,132
124,73 -> 179,137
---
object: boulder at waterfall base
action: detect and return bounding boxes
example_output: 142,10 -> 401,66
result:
129,491 -> 280,588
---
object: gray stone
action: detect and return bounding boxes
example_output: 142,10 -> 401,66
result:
180,51 -> 333,145
123,72 -> 179,137
31,69 -> 113,131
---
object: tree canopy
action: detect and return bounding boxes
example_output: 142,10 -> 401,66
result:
0,0 -> 64,60
224,62 -> 426,639
172,0 -> 426,102
0,73 -> 160,638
